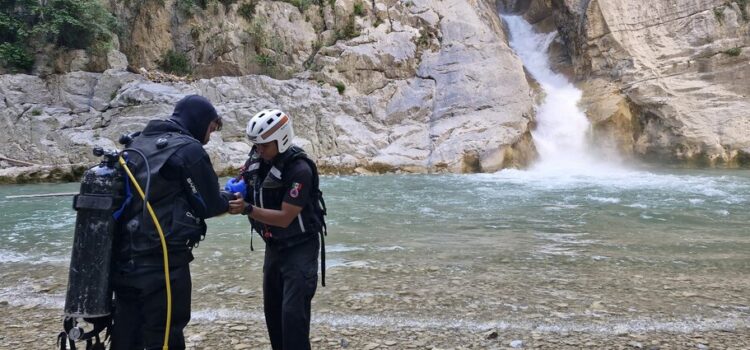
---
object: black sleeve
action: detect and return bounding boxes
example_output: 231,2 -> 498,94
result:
165,143 -> 232,219
282,160 -> 313,207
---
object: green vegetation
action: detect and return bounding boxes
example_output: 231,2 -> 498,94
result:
158,50 -> 192,75
238,0 -> 257,21
0,43 -> 33,72
218,0 -> 238,9
190,25 -> 203,40
245,17 -> 290,78
723,47 -> 742,56
274,0 -> 334,12
44,0 -> 117,49
736,0 -> 747,19
335,82 -> 345,94
255,53 -> 276,66
417,27 -> 431,48
176,0 -> 198,15
303,40 -> 322,70
714,7 -> 724,22
291,0 -> 312,11
0,0 -> 117,71
247,18 -> 267,51
177,0 -> 236,12
336,14 -> 359,40
353,1 -> 365,16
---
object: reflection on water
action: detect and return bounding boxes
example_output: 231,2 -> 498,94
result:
1,169 -> 749,333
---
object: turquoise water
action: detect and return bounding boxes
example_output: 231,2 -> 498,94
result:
1,168 -> 749,333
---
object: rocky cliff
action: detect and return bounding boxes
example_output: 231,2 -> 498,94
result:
0,0 -> 538,182
2,0 -> 749,183
504,0 -> 750,166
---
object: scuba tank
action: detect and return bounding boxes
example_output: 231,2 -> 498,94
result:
59,147 -> 126,350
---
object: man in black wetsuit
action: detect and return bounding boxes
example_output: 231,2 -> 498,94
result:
111,95 -> 234,349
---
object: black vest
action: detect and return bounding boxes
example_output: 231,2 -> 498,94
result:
116,132 -> 206,264
243,146 -> 322,246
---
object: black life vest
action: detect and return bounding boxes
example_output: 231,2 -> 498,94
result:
116,132 -> 207,264
242,145 -> 328,285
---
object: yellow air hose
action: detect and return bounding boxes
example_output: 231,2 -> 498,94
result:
118,156 -> 172,350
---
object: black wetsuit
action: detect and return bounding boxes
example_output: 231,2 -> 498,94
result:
111,96 -> 231,350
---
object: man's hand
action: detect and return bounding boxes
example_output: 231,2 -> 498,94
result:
228,193 -> 246,215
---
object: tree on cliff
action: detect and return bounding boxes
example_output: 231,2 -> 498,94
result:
0,0 -> 117,73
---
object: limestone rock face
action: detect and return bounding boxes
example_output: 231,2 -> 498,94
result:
108,0 -> 327,78
0,0 -> 538,182
513,0 -> 750,166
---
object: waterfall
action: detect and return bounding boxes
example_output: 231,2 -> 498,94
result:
503,15 -> 609,174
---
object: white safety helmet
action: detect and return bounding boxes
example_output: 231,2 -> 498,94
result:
246,109 -> 294,153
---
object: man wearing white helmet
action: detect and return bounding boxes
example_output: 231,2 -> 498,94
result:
228,108 -> 327,350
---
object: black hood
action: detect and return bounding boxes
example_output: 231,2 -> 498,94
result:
169,95 -> 219,142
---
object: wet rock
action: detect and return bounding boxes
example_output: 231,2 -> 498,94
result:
484,330 -> 498,340
590,301 -> 606,311
628,341 -> 644,348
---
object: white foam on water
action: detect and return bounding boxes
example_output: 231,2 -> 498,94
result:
324,259 -> 371,270
326,244 -> 366,253
534,232 -> 597,257
587,196 -> 621,204
191,308 -> 750,334
374,246 -> 405,251
0,249 -> 67,264
0,284 -> 65,309
481,168 -> 749,196
0,249 -> 30,263
324,258 -> 346,269
418,207 -> 438,217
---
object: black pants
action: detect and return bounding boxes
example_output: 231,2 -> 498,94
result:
263,237 -> 319,350
111,264 -> 192,350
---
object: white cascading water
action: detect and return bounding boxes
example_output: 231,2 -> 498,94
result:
503,15 -> 606,174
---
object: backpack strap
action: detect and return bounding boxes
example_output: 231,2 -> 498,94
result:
303,157 -> 327,287
319,230 -> 325,287
308,158 -> 326,286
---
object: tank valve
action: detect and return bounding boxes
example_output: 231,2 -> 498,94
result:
67,326 -> 84,341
